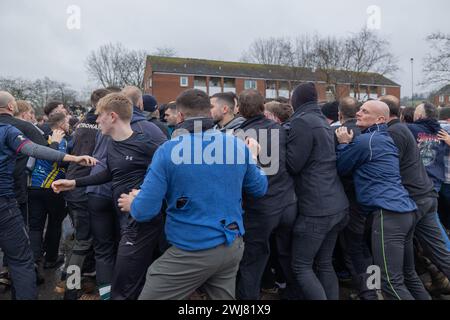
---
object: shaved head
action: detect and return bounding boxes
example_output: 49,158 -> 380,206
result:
365,100 -> 390,119
122,86 -> 143,108
356,100 -> 390,129
0,91 -> 15,108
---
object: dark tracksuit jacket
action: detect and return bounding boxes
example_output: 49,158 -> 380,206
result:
0,114 -> 48,206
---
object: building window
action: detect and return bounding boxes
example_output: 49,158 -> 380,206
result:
265,81 -> 277,99
209,77 -> 222,96
147,77 -> 152,89
223,78 -> 236,93
194,76 -> 207,92
369,86 -> 378,100
278,81 -> 290,98
244,80 -> 257,90
440,95 -> 445,103
326,85 -> 336,102
381,87 -> 387,96
180,76 -> 189,87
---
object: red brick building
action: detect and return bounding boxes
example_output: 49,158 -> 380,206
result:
433,85 -> 450,107
143,56 -> 401,104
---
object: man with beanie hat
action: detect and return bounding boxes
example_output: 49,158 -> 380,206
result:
285,82 -> 349,300
143,95 -> 170,139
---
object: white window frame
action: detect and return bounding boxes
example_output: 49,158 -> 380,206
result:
381,87 -> 387,96
244,80 -> 257,90
180,76 -> 189,87
147,77 -> 153,88
440,95 -> 445,103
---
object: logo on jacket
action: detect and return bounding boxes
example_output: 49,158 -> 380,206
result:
125,156 -> 133,161
417,133 -> 439,167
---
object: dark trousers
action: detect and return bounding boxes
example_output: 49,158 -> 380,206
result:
0,197 -> 36,300
62,199 -> 94,295
237,203 -> 298,300
28,188 -> 67,263
88,194 -> 118,286
414,196 -> 450,279
343,205 -> 377,299
370,209 -> 430,300
291,209 -> 349,300
438,183 -> 450,229
111,213 -> 164,300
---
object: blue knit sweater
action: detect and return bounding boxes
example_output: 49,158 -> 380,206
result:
130,130 -> 268,251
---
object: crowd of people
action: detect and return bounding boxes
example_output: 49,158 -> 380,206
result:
1,82 -> 450,301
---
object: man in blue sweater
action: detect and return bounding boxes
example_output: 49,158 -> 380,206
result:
118,89 -> 268,300
336,100 -> 430,300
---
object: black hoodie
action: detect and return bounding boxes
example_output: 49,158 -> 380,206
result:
65,109 -> 99,202
239,114 -> 297,216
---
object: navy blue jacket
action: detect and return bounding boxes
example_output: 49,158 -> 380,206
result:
407,119 -> 448,192
336,123 -> 417,214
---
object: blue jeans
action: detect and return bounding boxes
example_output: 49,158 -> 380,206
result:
0,197 -> 36,300
291,210 -> 349,300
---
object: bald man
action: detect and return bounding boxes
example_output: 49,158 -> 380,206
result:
335,100 -> 430,300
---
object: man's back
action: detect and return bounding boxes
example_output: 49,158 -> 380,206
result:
286,102 -> 348,217
130,131 -> 268,251
337,124 -> 417,214
387,119 -> 435,200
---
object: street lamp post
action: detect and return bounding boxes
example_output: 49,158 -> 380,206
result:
411,58 -> 414,107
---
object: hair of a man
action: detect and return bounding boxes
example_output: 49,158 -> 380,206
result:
176,89 -> 211,118
15,100 -> 33,116
238,89 -> 265,119
96,93 -> 133,121
211,92 -> 235,115
379,95 -> 401,117
91,88 -> 111,108
338,97 -> 360,121
439,107 -> 450,121
44,101 -> 63,116
264,101 -> 294,123
47,112 -> 67,130
122,86 -> 142,106
422,102 -> 438,120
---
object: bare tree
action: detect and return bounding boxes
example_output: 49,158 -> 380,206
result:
343,28 -> 399,99
241,37 -> 293,65
86,43 -> 126,88
86,43 -> 150,90
423,32 -> 450,87
0,77 -> 79,114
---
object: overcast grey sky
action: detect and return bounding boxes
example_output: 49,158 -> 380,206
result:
1,0 -> 448,97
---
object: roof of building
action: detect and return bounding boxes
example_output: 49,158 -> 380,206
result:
436,84 -> 450,95
147,56 -> 400,87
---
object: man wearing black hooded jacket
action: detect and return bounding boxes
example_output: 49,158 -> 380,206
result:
235,90 -> 298,300
285,82 -> 349,300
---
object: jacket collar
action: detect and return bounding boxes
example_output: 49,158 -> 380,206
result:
363,123 -> 388,134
